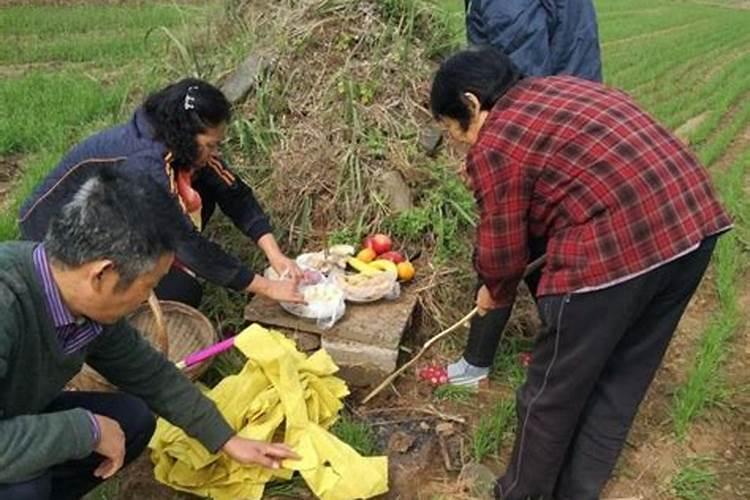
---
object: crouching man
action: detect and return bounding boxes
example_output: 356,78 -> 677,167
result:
0,167 -> 297,500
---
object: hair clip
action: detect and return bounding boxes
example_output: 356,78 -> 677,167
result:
184,85 -> 199,111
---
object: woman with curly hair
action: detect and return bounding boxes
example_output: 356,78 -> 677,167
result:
19,78 -> 303,307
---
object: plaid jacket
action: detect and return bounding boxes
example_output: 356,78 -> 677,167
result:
468,76 -> 732,306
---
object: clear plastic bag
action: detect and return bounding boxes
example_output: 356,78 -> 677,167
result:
265,268 -> 346,329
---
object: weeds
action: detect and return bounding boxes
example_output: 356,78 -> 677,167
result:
385,160 -> 476,262
491,338 -> 531,389
199,347 -> 248,388
470,398 -> 515,463
433,384 -> 475,403
331,414 -> 378,456
671,457 -> 718,500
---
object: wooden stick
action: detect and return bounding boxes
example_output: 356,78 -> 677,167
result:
361,254 -> 547,404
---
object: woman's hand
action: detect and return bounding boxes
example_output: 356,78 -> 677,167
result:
257,234 -> 303,280
269,254 -> 303,281
476,285 -> 501,314
222,436 -> 299,469
246,275 -> 305,304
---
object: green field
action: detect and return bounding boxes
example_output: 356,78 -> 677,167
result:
0,1 -> 222,240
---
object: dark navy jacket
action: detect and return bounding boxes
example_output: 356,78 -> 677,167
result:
466,0 -> 603,82
19,109 -> 272,291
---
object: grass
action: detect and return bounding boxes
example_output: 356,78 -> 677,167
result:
433,384 -> 475,402
0,72 -> 126,155
671,457 -> 719,500
384,160 -> 476,262
264,476 -> 308,498
491,337 -> 532,389
0,1 -> 221,242
469,398 -> 515,463
331,414 -> 379,456
671,148 -> 750,438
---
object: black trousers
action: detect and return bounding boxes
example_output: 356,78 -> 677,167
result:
495,235 -> 717,500
154,265 -> 204,308
0,392 -> 156,500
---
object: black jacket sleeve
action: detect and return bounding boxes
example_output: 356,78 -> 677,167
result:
194,157 -> 273,242
174,221 -> 255,291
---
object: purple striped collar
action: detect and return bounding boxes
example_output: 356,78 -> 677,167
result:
33,245 -> 103,354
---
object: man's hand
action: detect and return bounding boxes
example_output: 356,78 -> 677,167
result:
269,254 -> 303,281
476,285 -> 501,315
92,415 -> 125,479
246,275 -> 305,304
222,436 -> 299,469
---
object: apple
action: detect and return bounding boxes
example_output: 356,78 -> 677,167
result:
378,251 -> 404,263
363,233 -> 392,255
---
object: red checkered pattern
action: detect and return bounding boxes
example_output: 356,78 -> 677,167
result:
468,76 -> 732,306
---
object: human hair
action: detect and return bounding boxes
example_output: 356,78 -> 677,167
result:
44,165 -> 181,290
143,78 -> 231,171
430,46 -> 523,131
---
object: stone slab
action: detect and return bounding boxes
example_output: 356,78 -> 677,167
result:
220,53 -> 274,104
320,337 -> 398,386
244,288 -> 418,351
380,170 -> 413,213
419,125 -> 443,156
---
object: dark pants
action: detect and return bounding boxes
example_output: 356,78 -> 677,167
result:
154,265 -> 204,308
495,236 -> 717,500
0,392 -> 156,500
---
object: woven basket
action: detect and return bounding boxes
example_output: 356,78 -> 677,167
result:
68,294 -> 219,391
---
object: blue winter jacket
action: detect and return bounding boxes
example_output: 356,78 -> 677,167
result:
466,0 -> 603,82
19,108 -> 271,291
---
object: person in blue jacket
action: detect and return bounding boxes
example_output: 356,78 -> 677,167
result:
19,78 -> 303,308
465,0 -> 603,82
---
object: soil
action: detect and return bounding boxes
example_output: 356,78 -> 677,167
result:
0,155 -> 22,208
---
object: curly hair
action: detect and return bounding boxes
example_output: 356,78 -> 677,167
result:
143,78 -> 231,171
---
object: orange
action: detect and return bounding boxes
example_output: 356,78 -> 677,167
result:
397,261 -> 416,282
356,247 -> 377,263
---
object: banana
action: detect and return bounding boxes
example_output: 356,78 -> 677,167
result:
347,257 -> 382,276
370,259 -> 398,275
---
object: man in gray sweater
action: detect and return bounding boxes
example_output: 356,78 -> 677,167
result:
0,167 -> 296,499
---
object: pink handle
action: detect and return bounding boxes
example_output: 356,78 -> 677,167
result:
181,337 -> 236,368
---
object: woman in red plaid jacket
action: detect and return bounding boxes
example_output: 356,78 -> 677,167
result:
430,46 -> 732,500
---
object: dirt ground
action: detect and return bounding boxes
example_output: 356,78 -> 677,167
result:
0,155 -> 22,208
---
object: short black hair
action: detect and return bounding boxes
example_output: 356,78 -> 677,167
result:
143,78 -> 231,171
430,46 -> 523,131
45,164 -> 182,290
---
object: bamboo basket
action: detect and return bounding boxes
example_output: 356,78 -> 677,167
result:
68,293 -> 219,391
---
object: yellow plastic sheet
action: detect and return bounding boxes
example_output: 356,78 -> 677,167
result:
149,324 -> 389,500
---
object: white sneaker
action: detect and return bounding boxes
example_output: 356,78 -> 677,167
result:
446,358 -> 490,387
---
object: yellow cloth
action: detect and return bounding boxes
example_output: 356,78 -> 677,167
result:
149,324 -> 389,500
